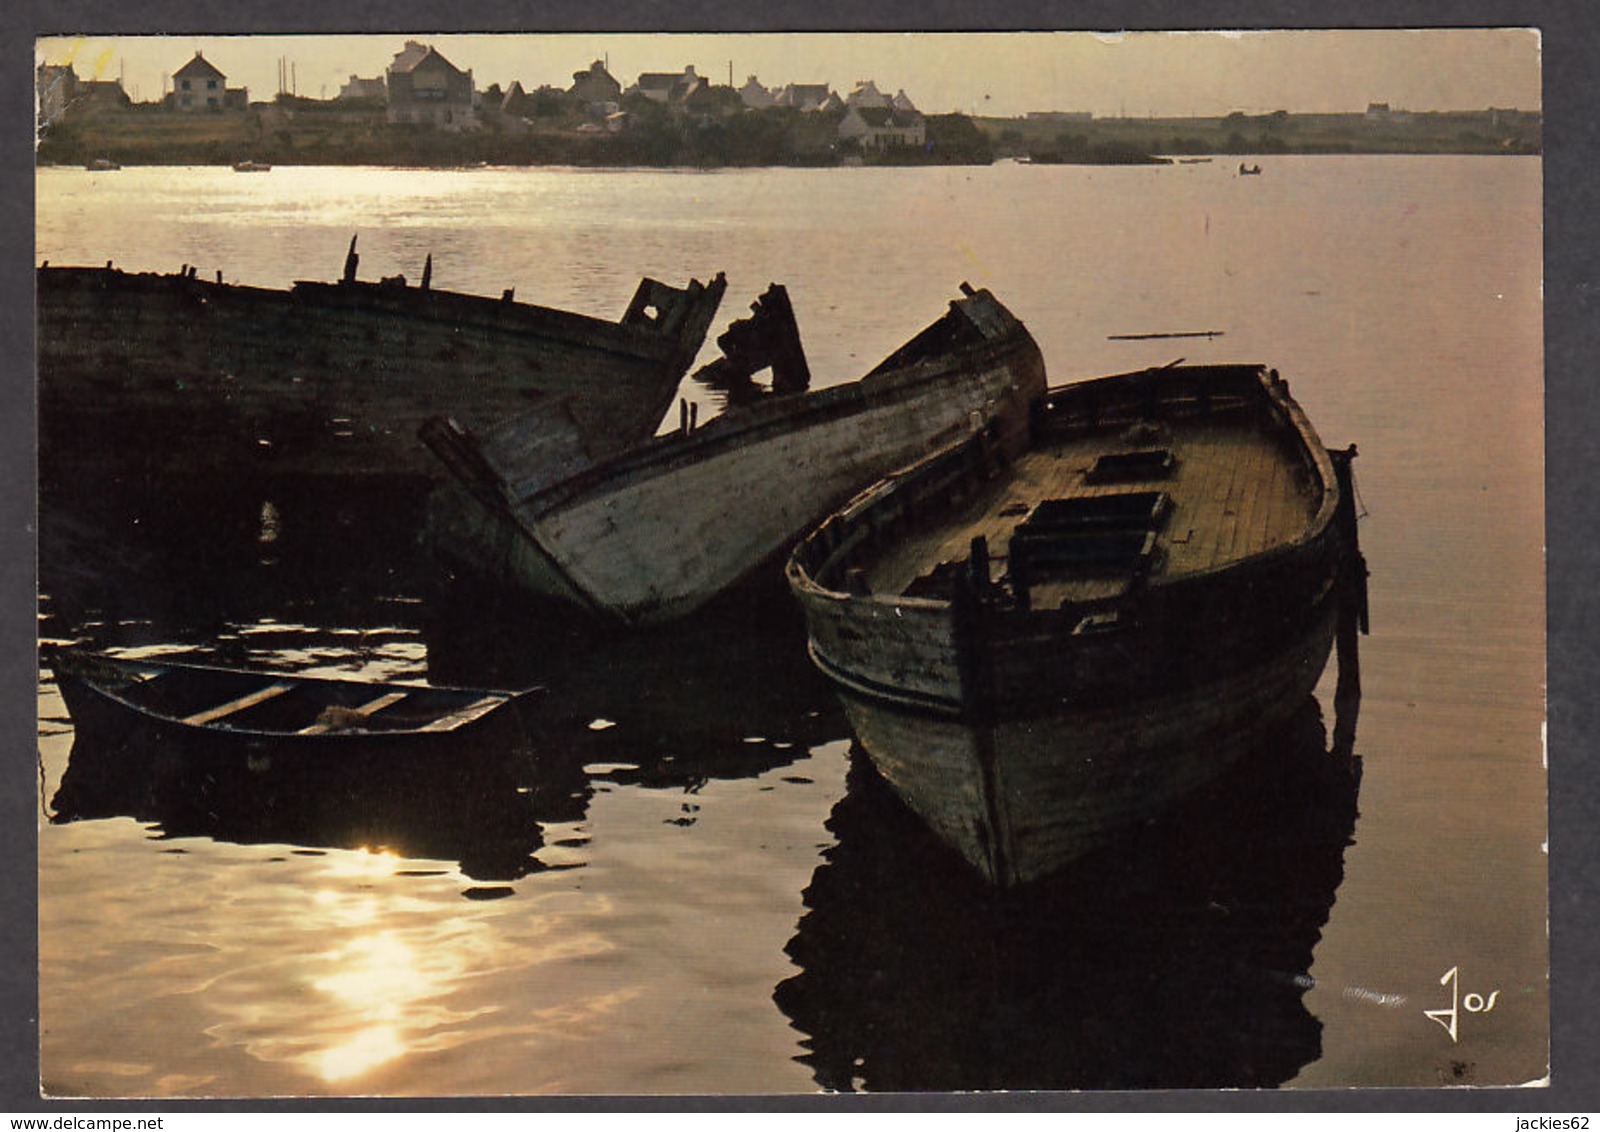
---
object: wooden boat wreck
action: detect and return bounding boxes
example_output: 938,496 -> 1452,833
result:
48,647 -> 535,757
37,239 -> 726,488
786,363 -> 1367,886
419,282 -> 1047,628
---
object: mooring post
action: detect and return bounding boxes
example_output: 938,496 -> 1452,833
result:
1330,444 -> 1368,707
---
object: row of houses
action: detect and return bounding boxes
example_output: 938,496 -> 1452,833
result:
358,45 -> 928,149
39,42 -> 930,151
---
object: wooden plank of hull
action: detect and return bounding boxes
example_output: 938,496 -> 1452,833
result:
37,266 -> 724,483
537,357 -> 1033,624
844,608 -> 1337,886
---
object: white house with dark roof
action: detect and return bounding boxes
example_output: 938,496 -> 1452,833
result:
171,52 -> 242,112
385,41 -> 477,130
837,105 -> 926,151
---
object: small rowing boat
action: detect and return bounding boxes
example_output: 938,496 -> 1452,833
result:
48,647 -> 535,754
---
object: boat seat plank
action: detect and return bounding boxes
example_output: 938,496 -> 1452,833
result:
295,690 -> 412,735
181,681 -> 294,726
416,694 -> 507,733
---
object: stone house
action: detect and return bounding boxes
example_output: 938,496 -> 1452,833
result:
386,41 -> 477,130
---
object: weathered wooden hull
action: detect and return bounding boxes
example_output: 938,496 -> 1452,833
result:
422,286 -> 1048,626
833,605 -> 1336,886
788,363 -> 1364,886
37,262 -> 726,487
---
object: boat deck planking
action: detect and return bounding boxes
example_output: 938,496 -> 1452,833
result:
865,411 -> 1319,605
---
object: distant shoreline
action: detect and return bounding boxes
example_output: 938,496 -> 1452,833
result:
36,105 -> 1541,170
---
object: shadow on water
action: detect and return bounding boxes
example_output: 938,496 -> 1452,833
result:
421,575 -> 853,793
773,695 -> 1363,1092
38,476 -> 435,644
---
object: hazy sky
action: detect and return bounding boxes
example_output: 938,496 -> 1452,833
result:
37,29 -> 1541,118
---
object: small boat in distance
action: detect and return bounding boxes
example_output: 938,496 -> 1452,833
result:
48,647 -> 536,753
84,158 -> 120,171
37,240 -> 727,490
787,363 -> 1366,886
421,283 -> 1048,628
232,160 -> 272,172
1239,163 -> 1264,175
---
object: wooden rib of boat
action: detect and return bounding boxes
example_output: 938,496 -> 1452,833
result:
419,283 -> 1048,628
786,363 -> 1367,886
48,647 -> 536,754
37,239 -> 726,488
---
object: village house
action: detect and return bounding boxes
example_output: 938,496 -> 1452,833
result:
845,80 -> 891,109
170,52 -> 246,112
627,65 -> 708,106
837,104 -> 927,151
773,83 -> 835,112
737,76 -> 776,110
385,41 -> 477,130
570,60 -> 622,106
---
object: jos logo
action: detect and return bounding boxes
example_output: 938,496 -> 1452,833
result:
1424,965 -> 1500,1043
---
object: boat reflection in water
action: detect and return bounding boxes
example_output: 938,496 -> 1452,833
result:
774,692 -> 1361,1092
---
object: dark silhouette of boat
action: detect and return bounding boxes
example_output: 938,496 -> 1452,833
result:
37,240 -> 726,491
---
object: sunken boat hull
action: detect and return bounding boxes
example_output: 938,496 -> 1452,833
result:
420,285 -> 1048,627
787,364 -> 1365,886
37,255 -> 726,489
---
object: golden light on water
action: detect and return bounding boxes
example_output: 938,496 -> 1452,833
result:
316,1025 -> 407,1082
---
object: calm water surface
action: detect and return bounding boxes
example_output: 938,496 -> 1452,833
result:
34,156 -> 1546,1095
